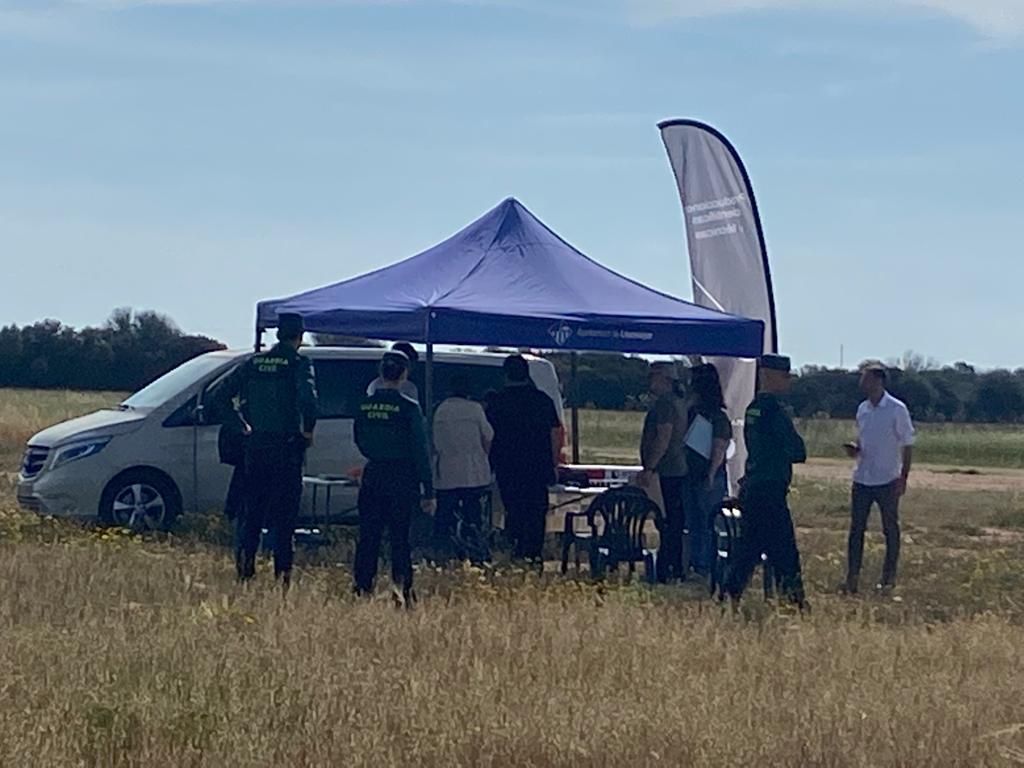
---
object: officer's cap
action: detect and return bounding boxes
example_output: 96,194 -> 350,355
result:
277,313 -> 305,338
759,353 -> 792,373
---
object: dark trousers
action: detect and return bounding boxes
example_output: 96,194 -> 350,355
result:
354,461 -> 418,595
238,434 -> 305,581
658,475 -> 687,582
224,463 -> 246,521
687,472 -> 728,575
846,481 -> 901,588
725,483 -> 805,604
498,477 -> 548,561
435,487 -> 490,562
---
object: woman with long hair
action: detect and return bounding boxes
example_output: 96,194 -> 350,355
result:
685,363 -> 733,577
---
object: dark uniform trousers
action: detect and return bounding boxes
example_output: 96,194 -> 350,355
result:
725,481 -> 806,604
497,476 -> 548,561
237,433 -> 305,581
847,481 -> 901,588
658,475 -> 687,582
355,460 -> 418,594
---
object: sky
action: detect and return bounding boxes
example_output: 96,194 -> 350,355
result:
1,0 -> 1022,369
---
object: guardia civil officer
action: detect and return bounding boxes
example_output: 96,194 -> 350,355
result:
723,353 -> 808,609
209,313 -> 318,587
353,350 -> 436,607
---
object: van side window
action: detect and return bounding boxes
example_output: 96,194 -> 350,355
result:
315,359 -> 381,419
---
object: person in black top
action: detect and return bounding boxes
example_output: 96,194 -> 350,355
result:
486,355 -> 562,563
353,350 -> 435,607
684,363 -> 733,577
209,313 -> 318,588
723,354 -> 808,609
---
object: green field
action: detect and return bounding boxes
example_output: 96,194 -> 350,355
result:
571,408 -> 1024,468
4,389 -> 1024,764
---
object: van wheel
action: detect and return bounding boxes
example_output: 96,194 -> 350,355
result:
99,470 -> 180,532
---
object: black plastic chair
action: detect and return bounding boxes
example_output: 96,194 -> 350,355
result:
560,486 -> 663,581
710,497 -> 775,600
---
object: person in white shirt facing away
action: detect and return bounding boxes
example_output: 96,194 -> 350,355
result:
367,342 -> 420,404
432,373 -> 495,563
840,360 -> 915,594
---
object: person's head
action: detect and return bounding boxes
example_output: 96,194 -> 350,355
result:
503,354 -> 530,384
690,363 -> 725,410
449,373 -> 471,399
859,360 -> 887,399
276,313 -> 305,349
378,350 -> 410,385
758,354 -> 793,395
648,361 -> 679,397
392,342 -> 418,370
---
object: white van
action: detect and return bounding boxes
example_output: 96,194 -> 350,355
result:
16,347 -> 564,529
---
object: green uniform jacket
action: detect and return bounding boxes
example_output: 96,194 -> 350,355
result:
354,388 -> 434,499
210,343 -> 318,436
743,391 -> 806,490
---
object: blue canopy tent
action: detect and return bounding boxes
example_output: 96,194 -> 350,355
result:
256,197 -> 764,459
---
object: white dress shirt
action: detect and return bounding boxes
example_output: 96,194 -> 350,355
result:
432,397 -> 494,490
853,391 -> 915,486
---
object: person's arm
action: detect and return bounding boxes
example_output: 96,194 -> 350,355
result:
778,407 -> 807,465
409,404 -> 435,504
206,364 -> 247,429
478,405 -> 494,454
296,357 -> 319,443
708,438 -> 729,484
895,405 -> 915,495
547,399 -> 563,470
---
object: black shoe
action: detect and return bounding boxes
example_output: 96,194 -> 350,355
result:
837,580 -> 858,596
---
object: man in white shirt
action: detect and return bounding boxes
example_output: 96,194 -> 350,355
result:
840,361 -> 915,594
432,374 -> 495,562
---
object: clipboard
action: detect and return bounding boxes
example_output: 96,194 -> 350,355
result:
684,414 -> 713,459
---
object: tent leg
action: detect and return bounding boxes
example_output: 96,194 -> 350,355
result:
570,352 -> 580,465
424,341 -> 435,430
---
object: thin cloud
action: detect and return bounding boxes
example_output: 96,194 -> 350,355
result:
4,0 -> 1024,39
632,0 -> 1024,39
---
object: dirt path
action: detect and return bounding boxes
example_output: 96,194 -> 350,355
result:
796,458 -> 1024,493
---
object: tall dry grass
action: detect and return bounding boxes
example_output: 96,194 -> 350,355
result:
0,389 -> 125,468
2,529 -> 1024,767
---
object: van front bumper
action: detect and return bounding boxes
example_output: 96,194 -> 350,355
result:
15,473 -> 102,519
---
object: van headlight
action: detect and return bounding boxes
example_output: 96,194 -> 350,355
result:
52,438 -> 112,469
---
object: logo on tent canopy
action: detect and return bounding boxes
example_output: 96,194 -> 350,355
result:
549,322 -> 574,347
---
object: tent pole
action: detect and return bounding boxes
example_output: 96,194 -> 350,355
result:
570,352 -> 580,465
424,311 -> 435,442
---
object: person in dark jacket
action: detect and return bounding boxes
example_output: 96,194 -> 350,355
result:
209,313 -> 318,588
723,353 -> 808,609
353,350 -> 436,607
486,355 -> 561,563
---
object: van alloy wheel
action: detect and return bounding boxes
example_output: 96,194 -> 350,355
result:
111,482 -> 166,531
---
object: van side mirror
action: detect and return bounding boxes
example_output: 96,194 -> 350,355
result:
192,403 -> 206,426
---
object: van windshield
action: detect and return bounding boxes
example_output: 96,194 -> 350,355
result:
121,354 -> 234,410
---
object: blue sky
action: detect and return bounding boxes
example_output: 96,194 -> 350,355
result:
2,0 -> 1022,368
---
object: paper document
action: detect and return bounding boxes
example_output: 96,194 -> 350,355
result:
684,414 -> 713,459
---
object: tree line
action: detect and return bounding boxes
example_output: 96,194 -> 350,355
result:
0,310 -> 225,392
547,354 -> 1024,424
1,315 -> 1020,423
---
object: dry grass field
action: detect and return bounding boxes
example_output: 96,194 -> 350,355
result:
3,390 -> 1024,766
